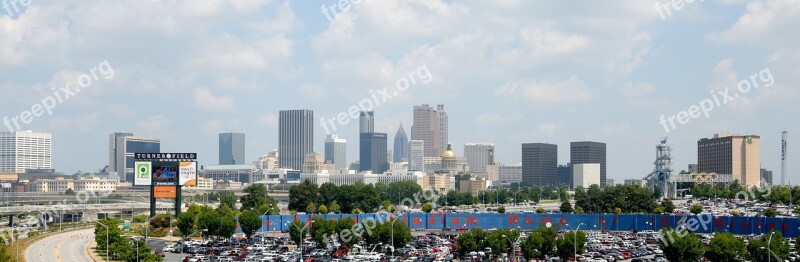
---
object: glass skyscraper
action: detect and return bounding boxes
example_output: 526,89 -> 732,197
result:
219,132 -> 245,165
279,109 -> 314,170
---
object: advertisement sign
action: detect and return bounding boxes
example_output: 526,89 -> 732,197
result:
179,161 -> 197,186
134,162 -> 152,186
151,162 -> 179,185
154,186 -> 177,198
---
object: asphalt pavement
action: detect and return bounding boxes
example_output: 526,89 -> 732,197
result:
25,228 -> 95,262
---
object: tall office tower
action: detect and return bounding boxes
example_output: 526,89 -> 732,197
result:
359,133 -> 389,174
109,132 -> 160,182
570,141 -> 607,186
0,131 -> 52,173
557,164 -> 571,187
521,143 -> 558,186
437,104 -> 449,154
697,133 -> 761,187
279,109 -> 314,170
359,111 -> 374,134
409,140 -> 425,171
393,124 -> 409,162
464,143 -> 495,173
499,164 -> 522,185
325,135 -> 347,171
761,168 -> 773,185
412,104 -> 441,157
219,132 -> 245,165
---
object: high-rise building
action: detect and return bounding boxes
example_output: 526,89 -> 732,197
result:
521,143 -> 557,186
437,104 -> 449,154
697,133 -> 761,187
573,163 -> 601,188
254,150 -> 279,170
109,132 -> 160,182
557,164 -> 571,187
279,109 -> 314,170
409,140 -> 425,171
302,152 -> 325,174
325,135 -> 347,171
359,133 -> 389,174
0,131 -> 52,173
393,124 -> 409,163
464,143 -> 495,173
219,132 -> 245,165
359,111 -> 374,134
570,141 -> 607,187
499,164 -> 522,185
761,168 -> 773,185
412,104 -> 442,157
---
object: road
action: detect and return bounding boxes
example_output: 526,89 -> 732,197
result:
25,228 -> 95,262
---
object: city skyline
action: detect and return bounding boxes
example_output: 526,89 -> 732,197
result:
0,1 -> 795,183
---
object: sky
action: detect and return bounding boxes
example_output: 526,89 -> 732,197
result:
0,0 -> 797,182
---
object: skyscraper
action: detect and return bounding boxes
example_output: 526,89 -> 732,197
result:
393,124 -> 409,162
0,131 -> 52,173
359,132 -> 389,174
570,141 -> 607,187
279,109 -> 314,170
109,132 -> 160,182
219,132 -> 245,165
325,135 -> 347,170
437,104 -> 449,153
521,143 -> 557,186
359,111 -> 374,134
464,143 -> 495,173
412,104 -> 442,157
698,133 -> 761,187
409,140 -> 425,171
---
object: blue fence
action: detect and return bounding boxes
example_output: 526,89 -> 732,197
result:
248,213 -> 800,237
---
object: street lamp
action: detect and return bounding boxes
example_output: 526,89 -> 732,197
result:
390,213 -> 402,256
767,231 -> 776,262
566,223 -> 585,261
502,235 -> 515,261
298,220 -> 314,262
261,210 -> 271,245
96,221 -> 109,261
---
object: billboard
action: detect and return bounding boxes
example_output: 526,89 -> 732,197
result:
0,173 -> 19,182
179,161 -> 197,186
134,162 -> 152,186
151,162 -> 179,185
154,186 -> 177,198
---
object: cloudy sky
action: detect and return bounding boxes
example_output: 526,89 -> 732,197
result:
1,0 -> 797,181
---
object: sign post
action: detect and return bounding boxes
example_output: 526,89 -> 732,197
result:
134,153 -> 197,218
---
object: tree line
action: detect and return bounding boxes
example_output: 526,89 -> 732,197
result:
659,228 -> 791,262
289,180 -> 433,214
574,184 -> 658,214
457,227 -> 588,260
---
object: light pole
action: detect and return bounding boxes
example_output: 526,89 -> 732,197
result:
298,220 -> 314,262
390,213 -> 401,256
566,223 -> 585,261
261,210 -> 270,245
767,231 -> 776,262
502,235 -> 514,261
96,221 -> 109,261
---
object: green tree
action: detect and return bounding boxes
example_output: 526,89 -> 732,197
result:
216,215 -> 237,239
385,219 -> 412,248
197,209 -> 221,238
216,204 -> 235,217
0,243 -> 10,262
289,220 -> 311,245
521,227 -> 557,260
95,219 -> 124,254
574,206 -> 585,214
310,217 -> 335,248
421,203 -> 433,213
658,228 -> 704,262
653,206 -> 665,214
65,188 -> 76,195
556,230 -> 587,260
748,231 -> 791,262
536,207 -> 545,213
560,201 -> 573,213
690,204 -> 704,215
456,228 -> 486,255
387,180 -> 423,204
335,217 -> 358,248
239,210 -> 262,239
706,232 -> 747,262
329,201 -> 341,214
177,211 -> 197,236
764,207 -> 778,217
662,199 -> 676,213
240,184 -> 279,213
289,180 -> 320,212
484,229 -> 520,256
318,204 -> 328,214
319,182 -> 339,206
497,205 -> 506,213
218,191 -> 237,210
731,210 -> 741,217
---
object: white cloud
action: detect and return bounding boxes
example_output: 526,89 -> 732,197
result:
193,87 -> 236,111
537,123 -> 561,134
495,76 -> 593,105
257,114 -> 278,127
474,112 -> 522,125
621,81 -> 656,97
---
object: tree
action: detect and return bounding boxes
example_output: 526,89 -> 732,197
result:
329,201 -> 341,214
319,182 -> 339,206
65,188 -> 76,195
352,208 -> 362,214
706,232 -> 747,262
95,219 -> 125,254
690,204 -> 703,215
177,211 -> 197,236
574,206 -> 585,214
216,215 -> 237,239
484,229 -> 520,256
764,207 -> 778,217
662,199 -> 676,213
457,228 -> 486,255
289,180 -> 320,212
556,230 -> 587,260
0,243 -> 10,262
613,207 -> 622,214
653,206 -> 665,214
218,191 -> 237,210
318,204 -> 328,214
310,217 -> 335,248
335,218 -> 358,248
421,203 -> 433,213
731,210 -> 741,217
658,228 -> 704,262
536,207 -> 545,213
385,220 -> 412,248
497,205 -> 506,213
289,220 -> 309,245
216,204 -> 235,217
197,210 -> 221,238
240,184 -> 267,211
521,227 -> 556,260
748,231 -> 791,262
560,201 -> 573,213
239,210 -> 262,239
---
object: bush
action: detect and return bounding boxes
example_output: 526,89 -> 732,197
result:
497,206 -> 506,213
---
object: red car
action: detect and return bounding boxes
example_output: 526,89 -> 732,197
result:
456,226 -> 469,232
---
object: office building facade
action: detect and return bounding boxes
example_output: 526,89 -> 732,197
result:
0,131 -> 52,173
521,143 -> 558,186
570,141 -> 607,187
697,133 -> 761,187
437,105 -> 449,155
409,140 -> 425,171
557,164 -> 571,187
219,132 -> 245,165
360,133 -> 389,174
412,104 -> 444,157
279,109 -> 314,170
393,124 -> 409,163
499,164 -> 522,185
325,135 -> 347,171
573,163 -> 601,188
109,132 -> 160,182
359,111 -> 374,134
464,143 -> 495,173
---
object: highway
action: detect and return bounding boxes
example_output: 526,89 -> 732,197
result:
25,228 -> 95,262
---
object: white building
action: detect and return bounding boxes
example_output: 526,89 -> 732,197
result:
573,163 -> 601,188
324,135 -> 347,171
0,131 -> 52,173
34,178 -> 117,193
254,150 -> 279,170
464,143 -> 494,173
499,164 -> 522,185
409,140 -> 424,171
300,170 -> 426,187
